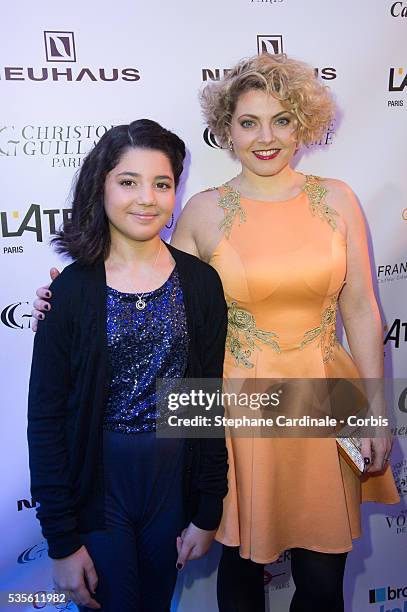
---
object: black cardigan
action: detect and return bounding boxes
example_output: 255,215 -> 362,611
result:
27,244 -> 228,559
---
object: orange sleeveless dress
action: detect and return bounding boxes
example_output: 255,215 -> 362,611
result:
209,175 -> 399,563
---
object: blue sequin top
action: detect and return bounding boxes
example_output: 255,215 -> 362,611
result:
104,267 -> 188,433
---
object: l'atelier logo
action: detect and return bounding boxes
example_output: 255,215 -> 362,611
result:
389,67 -> 407,91
44,31 -> 76,62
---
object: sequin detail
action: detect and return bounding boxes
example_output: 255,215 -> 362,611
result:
104,268 -> 188,434
299,293 -> 339,363
226,301 -> 280,368
218,184 -> 247,238
303,175 -> 338,230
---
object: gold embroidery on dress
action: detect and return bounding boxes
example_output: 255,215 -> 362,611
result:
218,184 -> 246,239
303,175 -> 338,230
300,293 -> 339,363
227,301 -> 280,368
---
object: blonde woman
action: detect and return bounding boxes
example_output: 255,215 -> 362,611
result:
171,54 -> 399,611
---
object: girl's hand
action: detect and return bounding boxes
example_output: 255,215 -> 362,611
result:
175,523 -> 217,569
31,268 -> 60,331
361,436 -> 393,473
53,545 -> 100,609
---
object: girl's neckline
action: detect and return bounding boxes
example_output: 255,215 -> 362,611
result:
107,265 -> 176,297
223,173 -> 310,205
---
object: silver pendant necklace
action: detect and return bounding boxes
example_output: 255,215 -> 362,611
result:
135,240 -> 162,310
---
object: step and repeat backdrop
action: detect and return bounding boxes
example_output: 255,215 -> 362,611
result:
1,0 -> 406,610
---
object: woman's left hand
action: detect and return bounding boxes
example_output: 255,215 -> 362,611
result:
361,436 -> 393,473
175,523 -> 216,570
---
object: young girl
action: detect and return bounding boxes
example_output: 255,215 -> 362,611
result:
28,119 -> 228,612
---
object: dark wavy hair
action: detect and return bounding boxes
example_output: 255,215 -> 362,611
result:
52,119 -> 186,265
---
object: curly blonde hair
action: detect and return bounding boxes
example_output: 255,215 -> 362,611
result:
200,53 -> 335,147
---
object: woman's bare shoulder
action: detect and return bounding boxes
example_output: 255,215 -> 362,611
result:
319,177 -> 362,218
182,188 -> 221,215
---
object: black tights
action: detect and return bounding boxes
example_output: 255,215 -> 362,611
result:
217,546 -> 348,612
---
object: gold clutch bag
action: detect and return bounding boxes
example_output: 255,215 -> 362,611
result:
336,437 -> 365,475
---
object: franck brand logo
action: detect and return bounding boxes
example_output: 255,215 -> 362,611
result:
257,35 -> 283,55
44,31 -> 76,62
377,261 -> 407,283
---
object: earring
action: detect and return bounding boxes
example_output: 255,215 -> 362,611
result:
165,213 -> 174,229
228,139 -> 233,151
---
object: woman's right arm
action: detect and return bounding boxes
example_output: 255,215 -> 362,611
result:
31,267 -> 60,331
28,270 -> 100,609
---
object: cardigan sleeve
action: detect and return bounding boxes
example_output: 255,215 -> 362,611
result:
27,267 -> 82,559
192,265 -> 229,530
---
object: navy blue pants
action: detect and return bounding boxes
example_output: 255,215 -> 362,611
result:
80,430 -> 186,612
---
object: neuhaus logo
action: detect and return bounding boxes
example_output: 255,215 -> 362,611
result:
1,30 -> 140,83
257,35 -> 284,54
44,31 -> 76,62
202,36 -> 337,83
17,498 -> 38,511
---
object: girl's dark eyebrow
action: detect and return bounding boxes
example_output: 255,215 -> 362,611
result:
116,171 -> 173,181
